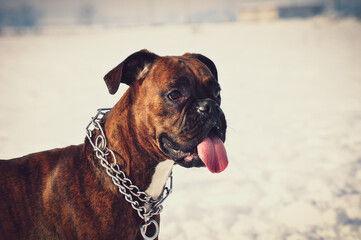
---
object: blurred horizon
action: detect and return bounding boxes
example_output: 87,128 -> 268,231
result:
0,0 -> 361,33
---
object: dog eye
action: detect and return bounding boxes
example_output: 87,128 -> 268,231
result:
168,90 -> 184,102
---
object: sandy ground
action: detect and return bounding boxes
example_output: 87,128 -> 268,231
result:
1,17 -> 361,240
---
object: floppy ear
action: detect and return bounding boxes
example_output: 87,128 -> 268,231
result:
183,53 -> 218,81
104,49 -> 158,94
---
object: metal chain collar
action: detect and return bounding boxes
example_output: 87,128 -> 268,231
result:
86,108 -> 173,240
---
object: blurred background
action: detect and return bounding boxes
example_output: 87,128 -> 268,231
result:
0,0 -> 361,32
1,1 -> 361,240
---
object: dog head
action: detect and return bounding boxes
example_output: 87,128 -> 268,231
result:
104,50 -> 228,173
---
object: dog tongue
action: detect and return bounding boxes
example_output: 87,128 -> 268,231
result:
197,135 -> 228,173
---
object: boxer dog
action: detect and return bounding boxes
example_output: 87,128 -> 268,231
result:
0,50 -> 228,240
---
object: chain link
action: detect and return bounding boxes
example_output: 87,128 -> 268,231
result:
86,108 -> 173,239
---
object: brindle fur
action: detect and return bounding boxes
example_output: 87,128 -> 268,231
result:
0,50 -> 222,240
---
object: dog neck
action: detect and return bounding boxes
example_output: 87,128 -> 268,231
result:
145,159 -> 174,200
88,95 -> 173,200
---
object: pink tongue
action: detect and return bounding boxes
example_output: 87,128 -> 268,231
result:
197,135 -> 228,173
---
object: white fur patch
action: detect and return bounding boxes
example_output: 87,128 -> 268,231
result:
145,160 -> 174,200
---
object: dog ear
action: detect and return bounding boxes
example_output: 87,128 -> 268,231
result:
104,49 -> 158,94
183,53 -> 218,81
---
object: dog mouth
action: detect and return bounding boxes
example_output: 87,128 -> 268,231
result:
161,136 -> 200,165
159,127 -> 228,173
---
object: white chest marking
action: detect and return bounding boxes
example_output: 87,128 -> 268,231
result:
145,160 -> 174,200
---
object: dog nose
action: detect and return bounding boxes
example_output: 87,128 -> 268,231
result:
197,99 -> 217,114
198,101 -> 211,113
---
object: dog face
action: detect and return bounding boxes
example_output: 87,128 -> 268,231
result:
104,50 -> 228,173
